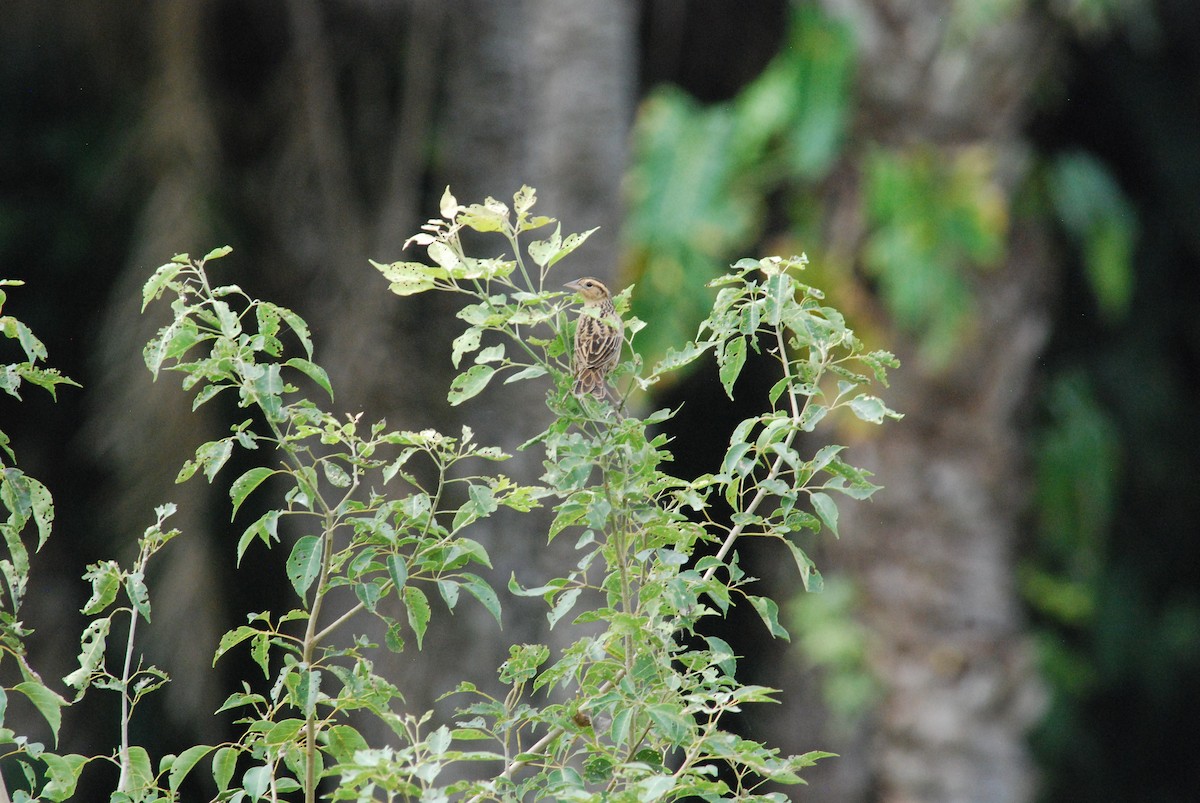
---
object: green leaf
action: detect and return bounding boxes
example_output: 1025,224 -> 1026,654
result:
808,443 -> 844,477
475,344 -> 505,364
460,573 -> 502,626
125,745 -> 154,791
810,491 -> 839,537
238,509 -> 280,565
40,753 -> 88,801
286,535 -> 323,599
243,765 -> 271,799
704,635 -> 737,676
211,299 -> 241,338
285,358 -> 333,400
23,474 -> 54,550
387,554 -> 408,594
440,186 -> 460,218
649,341 -> 709,379
3,317 -> 46,364
81,560 -> 121,615
504,364 -> 548,384
355,580 -> 382,612
548,587 -> 581,629
459,199 -> 508,232
62,617 -> 110,692
646,703 -> 692,745
610,707 -> 633,747
275,305 -> 314,359
782,6 -> 853,178
251,632 -> 270,678
211,746 -> 238,792
823,457 -> 881,500
203,245 -> 234,262
720,442 -> 754,478
438,578 -> 460,610
447,364 -> 496,406
634,774 -> 677,798
451,327 -> 482,368
322,725 -> 369,764
403,585 -> 431,649
782,539 -> 822,591
13,681 -> 66,743
1048,150 -> 1136,320
718,336 -> 747,398
798,402 -> 828,432
372,260 -> 446,295
214,624 -> 261,665
529,224 -> 599,268
322,460 -> 352,488
168,744 -> 215,792
295,669 -> 322,717
141,262 -> 185,312
527,225 -> 562,267
194,438 -> 234,483
746,594 -> 790,640
190,382 -> 226,411
216,690 -> 266,715
847,394 -> 894,424
230,467 -> 276,520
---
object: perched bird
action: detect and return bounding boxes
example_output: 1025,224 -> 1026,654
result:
565,277 -> 622,399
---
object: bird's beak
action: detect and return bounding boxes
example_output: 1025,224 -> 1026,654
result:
564,280 -> 582,292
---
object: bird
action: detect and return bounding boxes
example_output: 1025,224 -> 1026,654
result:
565,277 -> 622,400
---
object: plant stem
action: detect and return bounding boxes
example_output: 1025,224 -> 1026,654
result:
116,605 -> 139,793
300,508 -> 338,803
702,322 -> 806,582
463,677 -> 622,803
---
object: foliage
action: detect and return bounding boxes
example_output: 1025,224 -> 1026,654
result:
625,5 -> 855,370
861,145 -> 1008,367
626,4 -> 1022,372
0,281 -> 79,801
0,187 -> 897,800
787,578 -> 879,733
1044,151 -> 1136,321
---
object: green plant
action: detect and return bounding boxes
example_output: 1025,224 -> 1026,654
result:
1,187 -> 897,801
365,187 -> 900,800
1,280 -> 80,800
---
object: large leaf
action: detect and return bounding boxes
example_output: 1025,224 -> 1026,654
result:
13,680 -> 67,742
168,744 -> 215,792
447,364 -> 496,406
230,467 -> 276,519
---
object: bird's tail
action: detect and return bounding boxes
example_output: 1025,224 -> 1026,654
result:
572,370 -> 610,400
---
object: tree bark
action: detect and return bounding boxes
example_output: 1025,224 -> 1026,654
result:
763,3 -> 1057,800
394,0 -> 638,711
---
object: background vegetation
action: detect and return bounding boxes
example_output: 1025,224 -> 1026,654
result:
1,0 -> 1197,800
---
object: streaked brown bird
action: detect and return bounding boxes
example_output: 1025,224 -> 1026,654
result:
565,277 -> 622,399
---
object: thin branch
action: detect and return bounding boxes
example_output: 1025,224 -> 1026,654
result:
703,320 -> 806,582
116,606 -> 140,793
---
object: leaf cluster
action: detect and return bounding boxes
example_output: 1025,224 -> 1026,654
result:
0,186 -> 897,802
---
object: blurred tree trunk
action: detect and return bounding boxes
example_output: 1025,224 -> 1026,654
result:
392,0 -> 638,712
85,0 -> 230,748
76,0 -> 636,754
779,3 -> 1055,801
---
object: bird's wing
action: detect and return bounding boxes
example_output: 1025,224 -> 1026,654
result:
576,315 -> 621,369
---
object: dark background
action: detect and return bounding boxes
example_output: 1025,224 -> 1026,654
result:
1,1 -> 1197,800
